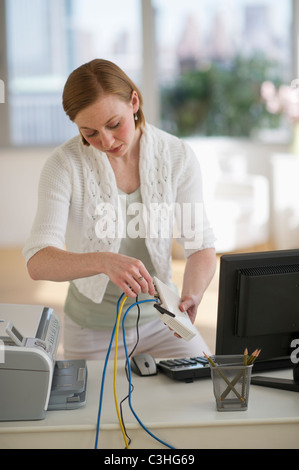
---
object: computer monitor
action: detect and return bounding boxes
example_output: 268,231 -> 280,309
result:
215,249 -> 299,372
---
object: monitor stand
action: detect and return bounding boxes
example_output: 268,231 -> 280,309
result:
251,363 -> 299,392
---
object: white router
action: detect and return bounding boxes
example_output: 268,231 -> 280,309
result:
153,276 -> 197,341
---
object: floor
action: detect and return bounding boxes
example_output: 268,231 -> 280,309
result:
0,247 -> 219,357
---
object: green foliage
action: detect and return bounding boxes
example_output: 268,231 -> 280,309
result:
161,54 -> 282,137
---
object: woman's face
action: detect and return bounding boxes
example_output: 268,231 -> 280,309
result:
75,91 -> 140,157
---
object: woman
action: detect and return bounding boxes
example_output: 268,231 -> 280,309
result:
23,59 -> 216,360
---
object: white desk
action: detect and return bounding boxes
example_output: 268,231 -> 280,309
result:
0,360 -> 298,449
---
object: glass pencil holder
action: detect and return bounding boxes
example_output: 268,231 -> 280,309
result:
209,355 -> 253,412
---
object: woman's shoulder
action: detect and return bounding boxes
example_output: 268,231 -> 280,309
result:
145,123 -> 197,167
145,123 -> 194,156
145,123 -> 183,146
44,135 -> 87,170
55,134 -> 83,158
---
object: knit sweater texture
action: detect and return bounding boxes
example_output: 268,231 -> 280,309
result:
23,124 -> 215,303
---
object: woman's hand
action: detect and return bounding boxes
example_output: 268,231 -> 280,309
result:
178,248 -> 216,326
179,294 -> 202,324
27,247 -> 155,299
102,252 -> 156,298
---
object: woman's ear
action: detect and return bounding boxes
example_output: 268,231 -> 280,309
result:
131,90 -> 140,114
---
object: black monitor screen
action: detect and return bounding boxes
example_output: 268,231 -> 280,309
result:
215,249 -> 299,371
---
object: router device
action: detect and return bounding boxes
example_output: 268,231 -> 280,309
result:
153,276 -> 197,341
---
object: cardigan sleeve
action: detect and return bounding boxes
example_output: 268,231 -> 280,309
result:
173,140 -> 216,257
23,149 -> 72,264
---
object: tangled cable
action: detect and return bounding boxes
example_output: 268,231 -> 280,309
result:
94,293 -> 175,450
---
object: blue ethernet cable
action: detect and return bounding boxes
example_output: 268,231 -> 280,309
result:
94,293 -> 125,450
122,300 -> 176,450
95,294 -> 175,450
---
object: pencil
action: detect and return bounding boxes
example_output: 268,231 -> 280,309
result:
243,348 -> 248,365
204,352 -> 245,403
203,352 -> 217,367
246,348 -> 257,365
242,348 -> 248,397
247,348 -> 261,365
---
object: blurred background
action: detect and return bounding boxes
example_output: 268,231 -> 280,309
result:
1,0 -> 299,353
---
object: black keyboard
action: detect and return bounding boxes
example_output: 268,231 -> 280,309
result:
157,355 -> 293,382
157,356 -> 211,382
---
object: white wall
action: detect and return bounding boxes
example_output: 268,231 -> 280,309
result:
0,146 -> 54,247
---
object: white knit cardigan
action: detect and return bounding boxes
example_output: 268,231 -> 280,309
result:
23,124 -> 215,303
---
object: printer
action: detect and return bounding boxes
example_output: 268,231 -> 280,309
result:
0,303 -> 87,421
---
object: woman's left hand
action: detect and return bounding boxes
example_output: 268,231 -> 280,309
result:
167,294 -> 201,339
178,248 -> 216,325
179,294 -> 202,324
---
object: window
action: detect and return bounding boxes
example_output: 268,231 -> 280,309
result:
153,0 -> 293,137
1,0 -> 295,146
5,0 -> 142,146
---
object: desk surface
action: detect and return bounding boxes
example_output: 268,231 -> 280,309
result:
1,360 -> 299,449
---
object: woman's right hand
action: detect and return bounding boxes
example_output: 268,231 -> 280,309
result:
102,252 -> 156,298
27,246 -> 155,299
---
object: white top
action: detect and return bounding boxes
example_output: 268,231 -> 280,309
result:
23,124 -> 215,303
64,188 -> 159,329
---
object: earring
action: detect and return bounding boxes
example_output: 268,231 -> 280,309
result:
134,114 -> 138,121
